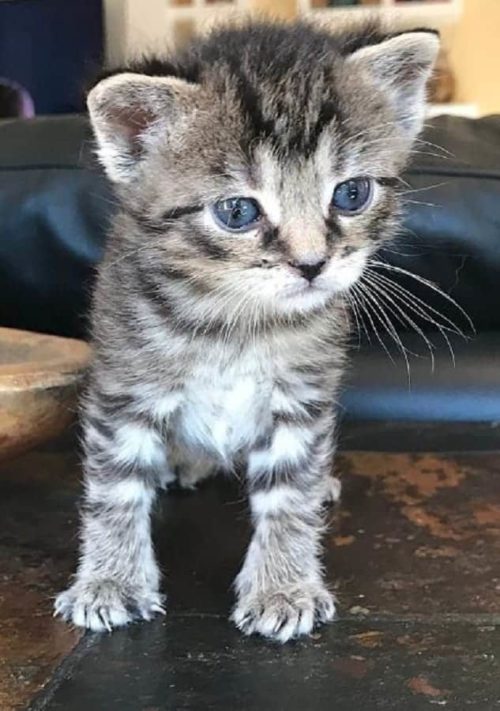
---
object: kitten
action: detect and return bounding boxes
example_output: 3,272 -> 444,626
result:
55,20 -> 439,642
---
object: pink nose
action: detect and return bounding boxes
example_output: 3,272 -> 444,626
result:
288,259 -> 326,283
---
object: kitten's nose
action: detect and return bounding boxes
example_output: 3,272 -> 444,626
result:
289,259 -> 326,283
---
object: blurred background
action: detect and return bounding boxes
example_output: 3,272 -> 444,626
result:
0,0 -> 498,119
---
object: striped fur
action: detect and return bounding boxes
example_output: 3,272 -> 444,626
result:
55,20 -> 438,641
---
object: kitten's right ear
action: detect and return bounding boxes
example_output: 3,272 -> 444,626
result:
87,73 -> 199,183
345,30 -> 440,140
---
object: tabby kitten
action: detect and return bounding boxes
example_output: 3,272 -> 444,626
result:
55,21 -> 439,642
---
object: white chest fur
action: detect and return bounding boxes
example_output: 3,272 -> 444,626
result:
175,348 -> 274,464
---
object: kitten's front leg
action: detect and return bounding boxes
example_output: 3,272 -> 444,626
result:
55,391 -> 170,631
232,411 -> 336,643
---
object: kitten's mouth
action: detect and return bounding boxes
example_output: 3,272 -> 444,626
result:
284,279 -> 326,296
277,280 -> 333,312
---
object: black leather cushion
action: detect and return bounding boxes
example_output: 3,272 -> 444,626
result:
0,116 -> 112,337
382,115 -> 500,333
342,332 -> 500,422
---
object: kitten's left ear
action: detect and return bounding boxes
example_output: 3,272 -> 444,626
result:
87,73 -> 199,183
346,30 -> 440,139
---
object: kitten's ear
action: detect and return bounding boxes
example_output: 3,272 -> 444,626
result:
346,31 -> 440,139
87,72 -> 198,183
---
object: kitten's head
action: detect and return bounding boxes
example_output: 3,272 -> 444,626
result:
88,21 -> 438,323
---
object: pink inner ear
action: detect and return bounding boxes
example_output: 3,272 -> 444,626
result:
111,104 -> 157,153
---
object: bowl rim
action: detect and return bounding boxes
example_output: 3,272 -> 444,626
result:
0,327 -> 91,390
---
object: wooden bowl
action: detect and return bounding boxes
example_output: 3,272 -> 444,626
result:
0,328 -> 91,461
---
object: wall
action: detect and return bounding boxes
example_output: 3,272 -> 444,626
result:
102,0 -> 500,117
448,0 -> 500,115
103,0 -> 126,64
103,0 -> 299,59
104,0 -> 171,64
248,0 -> 295,18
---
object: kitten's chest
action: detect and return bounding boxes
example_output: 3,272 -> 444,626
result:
175,350 -> 273,461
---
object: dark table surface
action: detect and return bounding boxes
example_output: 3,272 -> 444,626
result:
2,423 -> 500,711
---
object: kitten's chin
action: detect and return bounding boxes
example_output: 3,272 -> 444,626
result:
274,285 -> 334,315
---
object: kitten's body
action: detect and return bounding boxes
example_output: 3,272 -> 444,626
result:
90,230 -> 346,466
55,20 -> 439,641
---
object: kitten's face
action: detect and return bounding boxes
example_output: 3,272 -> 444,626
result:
141,132 -> 398,319
89,24 -> 438,323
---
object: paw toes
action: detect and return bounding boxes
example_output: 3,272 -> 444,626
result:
97,608 -> 113,632
233,586 -> 336,642
297,607 -> 315,636
275,612 -> 301,643
231,607 -> 258,636
71,603 -> 88,629
150,602 -> 167,616
314,592 -> 336,623
325,476 -> 342,503
54,581 -> 165,631
259,606 -> 293,638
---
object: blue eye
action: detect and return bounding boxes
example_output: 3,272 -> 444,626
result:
212,197 -> 261,232
331,177 -> 372,215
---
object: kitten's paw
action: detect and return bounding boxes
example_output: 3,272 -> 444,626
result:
324,475 -> 342,504
231,584 -> 335,643
54,578 -> 166,632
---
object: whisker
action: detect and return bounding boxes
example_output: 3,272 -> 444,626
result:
360,273 -> 437,372
413,137 -> 456,159
343,292 -> 363,349
397,181 -> 449,196
362,263 -> 471,369
355,281 -> 412,381
366,269 -> 469,339
402,198 -> 442,210
347,285 -> 373,346
350,283 -> 398,367
367,259 -> 475,333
